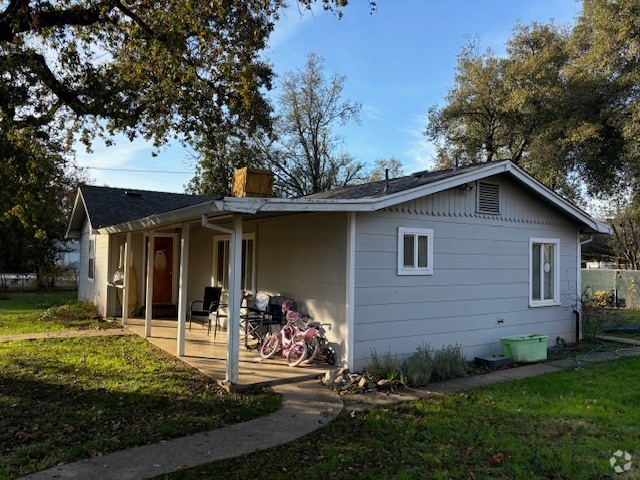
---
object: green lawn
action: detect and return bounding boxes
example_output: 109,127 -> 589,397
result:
0,292 -> 281,480
604,309 -> 640,341
0,336 -> 280,480
155,356 -> 640,480
0,291 -> 113,334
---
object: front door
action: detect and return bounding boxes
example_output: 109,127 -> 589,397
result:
152,236 -> 174,304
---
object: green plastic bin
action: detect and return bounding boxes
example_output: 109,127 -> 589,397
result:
500,334 -> 548,362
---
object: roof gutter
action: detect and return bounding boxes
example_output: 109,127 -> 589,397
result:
97,200 -> 221,234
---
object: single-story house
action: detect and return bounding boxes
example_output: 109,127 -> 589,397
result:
66,160 -> 610,383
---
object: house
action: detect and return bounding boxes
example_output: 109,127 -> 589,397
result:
66,160 -> 610,383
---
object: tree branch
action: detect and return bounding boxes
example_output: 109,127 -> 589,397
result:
0,2 -> 112,43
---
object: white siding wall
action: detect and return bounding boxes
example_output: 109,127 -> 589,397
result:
78,219 -> 110,317
352,177 -> 580,370
256,213 -> 348,364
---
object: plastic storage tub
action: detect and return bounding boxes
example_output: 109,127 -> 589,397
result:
500,334 -> 548,362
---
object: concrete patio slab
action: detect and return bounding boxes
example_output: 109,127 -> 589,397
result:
124,319 -> 332,389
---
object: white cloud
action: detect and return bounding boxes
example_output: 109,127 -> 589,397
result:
362,103 -> 384,121
74,136 -> 193,192
402,116 -> 437,173
268,6 -> 326,51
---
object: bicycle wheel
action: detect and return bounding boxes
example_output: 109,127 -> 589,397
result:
260,334 -> 280,359
286,342 -> 308,367
305,334 -> 320,363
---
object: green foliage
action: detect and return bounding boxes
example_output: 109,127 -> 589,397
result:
0,336 -> 280,478
0,291 -> 109,335
366,157 -> 405,183
425,8 -> 637,199
401,343 -> 433,387
363,348 -> 402,383
0,126 -> 85,281
365,343 -> 468,387
581,293 -> 615,342
431,343 -> 469,382
158,356 -> 640,480
590,290 -> 614,308
40,301 -> 99,326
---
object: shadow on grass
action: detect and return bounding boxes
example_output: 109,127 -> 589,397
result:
0,337 -> 280,480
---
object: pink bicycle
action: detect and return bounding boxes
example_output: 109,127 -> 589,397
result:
260,306 -> 307,366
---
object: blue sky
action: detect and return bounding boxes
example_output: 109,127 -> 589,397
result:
77,0 -> 582,193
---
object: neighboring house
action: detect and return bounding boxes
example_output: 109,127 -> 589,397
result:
66,160 -> 610,382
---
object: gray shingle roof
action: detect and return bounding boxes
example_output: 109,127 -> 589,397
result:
301,162 -> 494,200
80,185 -> 215,229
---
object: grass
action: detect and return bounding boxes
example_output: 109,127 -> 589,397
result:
0,336 -> 281,480
0,292 -> 281,480
0,291 -> 112,334
153,356 -> 640,480
602,309 -> 640,341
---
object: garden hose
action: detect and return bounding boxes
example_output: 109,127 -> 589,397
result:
575,345 -> 640,365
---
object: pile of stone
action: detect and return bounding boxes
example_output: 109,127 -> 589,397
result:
320,368 -> 394,394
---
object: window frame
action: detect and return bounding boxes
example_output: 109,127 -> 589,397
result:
213,233 -> 256,293
397,227 -> 434,276
88,235 -> 95,282
529,237 -> 560,307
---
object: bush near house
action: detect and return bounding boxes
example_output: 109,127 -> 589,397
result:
365,343 -> 468,387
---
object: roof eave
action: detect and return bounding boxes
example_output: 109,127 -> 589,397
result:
505,164 -> 611,234
97,199 -> 222,234
65,190 -> 90,239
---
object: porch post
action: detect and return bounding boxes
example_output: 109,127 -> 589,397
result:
345,212 -> 356,371
226,214 -> 242,383
122,232 -> 132,325
145,230 -> 155,337
177,223 -> 190,357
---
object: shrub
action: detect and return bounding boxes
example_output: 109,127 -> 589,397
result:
581,293 -> 615,342
40,301 -> 100,327
431,343 -> 468,382
364,343 -> 468,387
590,290 -> 614,308
401,343 -> 433,387
364,349 -> 403,383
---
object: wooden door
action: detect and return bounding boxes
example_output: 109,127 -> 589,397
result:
152,237 -> 174,304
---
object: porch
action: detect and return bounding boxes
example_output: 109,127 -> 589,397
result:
124,318 -> 331,390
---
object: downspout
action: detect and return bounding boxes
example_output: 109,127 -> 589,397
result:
201,215 -> 232,235
575,234 -> 593,343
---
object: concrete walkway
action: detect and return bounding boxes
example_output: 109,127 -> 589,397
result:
0,327 -> 132,342
18,381 -> 342,480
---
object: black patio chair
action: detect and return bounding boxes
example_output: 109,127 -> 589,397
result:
189,286 -> 227,335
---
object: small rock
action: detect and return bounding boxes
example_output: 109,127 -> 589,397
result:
377,379 -> 392,391
323,370 -> 336,385
334,376 -> 347,385
358,377 -> 368,389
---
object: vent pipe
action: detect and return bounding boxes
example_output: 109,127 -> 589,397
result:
383,168 -> 390,194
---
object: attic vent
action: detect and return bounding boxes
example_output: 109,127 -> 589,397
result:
477,182 -> 500,215
124,191 -> 142,197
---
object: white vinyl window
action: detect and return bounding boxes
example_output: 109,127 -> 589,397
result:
530,238 -> 560,307
398,227 -> 433,275
214,234 -> 256,293
88,236 -> 95,281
